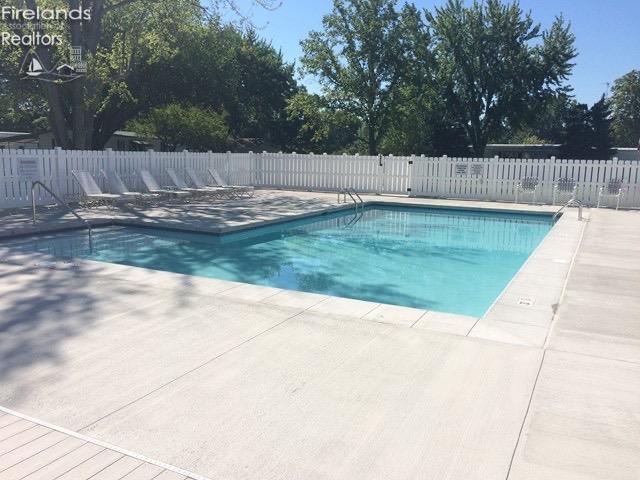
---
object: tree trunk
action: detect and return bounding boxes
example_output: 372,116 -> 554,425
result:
41,83 -> 71,148
367,123 -> 376,155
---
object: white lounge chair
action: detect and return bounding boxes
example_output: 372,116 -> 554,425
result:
139,169 -> 190,198
185,168 -> 234,197
102,169 -> 158,202
71,170 -> 121,206
167,168 -> 224,197
597,178 -> 624,209
208,168 -> 255,198
552,177 -> 577,205
515,177 -> 539,204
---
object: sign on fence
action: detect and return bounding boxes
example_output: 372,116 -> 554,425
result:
17,157 -> 39,181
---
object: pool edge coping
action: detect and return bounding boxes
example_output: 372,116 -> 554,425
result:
0,197 -> 558,241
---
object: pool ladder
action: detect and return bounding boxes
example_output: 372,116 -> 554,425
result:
553,198 -> 584,222
31,181 -> 94,250
338,187 -> 364,212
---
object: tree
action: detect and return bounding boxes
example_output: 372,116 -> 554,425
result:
503,92 -> 573,144
426,0 -> 576,155
131,103 -> 230,152
610,70 -> 640,147
0,0 -> 282,150
559,96 -> 613,159
300,0 -> 417,155
117,20 -> 299,151
286,91 -> 360,153
590,94 -> 614,158
559,102 -> 592,158
378,3 -> 440,155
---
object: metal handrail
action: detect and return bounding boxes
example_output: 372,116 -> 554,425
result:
31,181 -> 93,249
348,187 -> 364,208
553,198 -> 583,222
338,188 -> 359,211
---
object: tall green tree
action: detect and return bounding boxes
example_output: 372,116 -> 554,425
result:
559,96 -> 614,159
378,3 -> 439,155
610,70 -> 640,147
300,0 -> 418,155
559,101 -> 591,158
286,91 -> 360,153
426,0 -> 576,155
590,94 -> 614,158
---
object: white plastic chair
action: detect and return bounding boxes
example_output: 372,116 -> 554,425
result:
597,179 -> 624,209
552,177 -> 577,205
515,177 -> 539,204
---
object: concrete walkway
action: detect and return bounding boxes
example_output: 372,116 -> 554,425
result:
0,193 -> 638,479
508,208 -> 640,479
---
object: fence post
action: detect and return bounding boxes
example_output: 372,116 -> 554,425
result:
376,153 -> 383,195
226,150 -> 231,184
53,146 -> 64,199
408,154 -> 415,197
438,154 -> 448,197
542,156 -> 554,204
146,149 -> 153,171
104,148 -> 114,190
488,155 -> 499,201
259,150 -> 267,187
245,151 -> 252,186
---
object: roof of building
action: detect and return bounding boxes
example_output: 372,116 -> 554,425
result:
485,143 -> 562,148
0,131 -> 30,139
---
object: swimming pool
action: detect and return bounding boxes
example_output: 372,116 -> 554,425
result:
2,205 -> 553,316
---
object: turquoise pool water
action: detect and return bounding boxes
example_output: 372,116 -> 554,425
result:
3,206 -> 553,316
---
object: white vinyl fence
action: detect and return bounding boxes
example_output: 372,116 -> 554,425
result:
1,148 -> 639,209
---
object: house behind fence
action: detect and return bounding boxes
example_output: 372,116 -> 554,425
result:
1,148 -> 639,209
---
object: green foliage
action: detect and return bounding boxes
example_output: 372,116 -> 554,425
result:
126,21 -> 299,150
559,102 -> 592,158
0,0 -> 296,150
300,0 -> 419,154
286,91 -> 360,153
426,0 -> 576,155
131,103 -> 230,152
559,96 -> 613,159
610,70 -> 640,147
590,95 -> 614,158
507,130 -> 547,145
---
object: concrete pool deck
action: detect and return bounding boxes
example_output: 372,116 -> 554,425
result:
0,190 -> 638,479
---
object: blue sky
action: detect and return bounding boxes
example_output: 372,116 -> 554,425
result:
225,0 -> 640,105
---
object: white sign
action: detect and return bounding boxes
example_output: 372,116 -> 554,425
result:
17,157 -> 39,180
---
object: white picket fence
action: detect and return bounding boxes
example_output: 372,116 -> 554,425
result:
1,148 -> 639,209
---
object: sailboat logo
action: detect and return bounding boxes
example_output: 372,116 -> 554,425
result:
19,49 -> 85,83
25,56 -> 45,77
